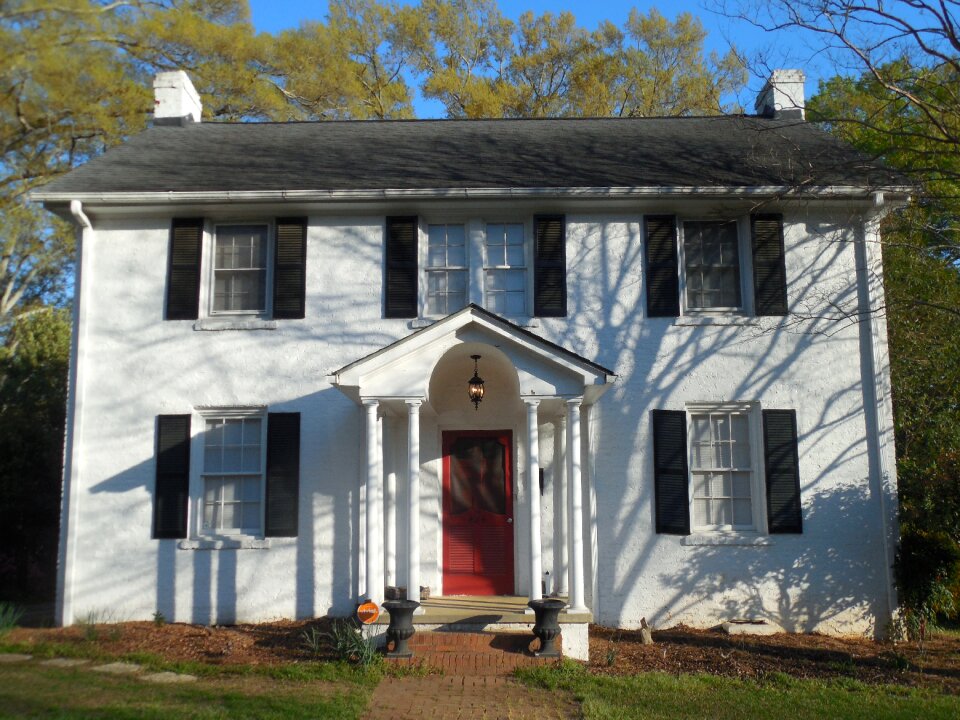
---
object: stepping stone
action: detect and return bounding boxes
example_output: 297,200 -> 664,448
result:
0,654 -> 32,663
92,662 -> 142,675
41,658 -> 90,668
142,671 -> 197,684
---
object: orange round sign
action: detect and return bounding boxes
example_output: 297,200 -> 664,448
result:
357,601 -> 380,625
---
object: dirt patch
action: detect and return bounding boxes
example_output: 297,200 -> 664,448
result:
7,620 -> 960,692
6,617 -> 336,666
590,625 -> 960,693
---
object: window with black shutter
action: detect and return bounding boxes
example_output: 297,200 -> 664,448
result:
645,216 -> 680,317
384,216 -> 419,318
751,215 -> 788,316
763,409 -> 802,533
533,215 -> 567,317
154,415 -> 191,539
652,410 -> 690,535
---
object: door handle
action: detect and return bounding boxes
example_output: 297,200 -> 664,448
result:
507,518 -> 513,524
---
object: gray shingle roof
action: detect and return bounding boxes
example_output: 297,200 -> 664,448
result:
35,116 -> 903,196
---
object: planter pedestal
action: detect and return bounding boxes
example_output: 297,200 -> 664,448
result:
527,598 -> 565,657
382,600 -> 420,658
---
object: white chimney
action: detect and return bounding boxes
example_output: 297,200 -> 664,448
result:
755,69 -> 806,120
153,70 -> 202,125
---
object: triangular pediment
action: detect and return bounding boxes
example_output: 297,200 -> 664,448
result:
330,305 -> 614,403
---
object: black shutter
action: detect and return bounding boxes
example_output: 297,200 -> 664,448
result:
265,412 -> 300,537
533,215 -> 567,317
384,216 -> 418,318
751,214 -> 788,316
273,217 -> 307,319
652,410 -> 690,535
645,215 -> 680,317
763,409 -> 802,533
154,415 -> 190,539
165,218 -> 203,320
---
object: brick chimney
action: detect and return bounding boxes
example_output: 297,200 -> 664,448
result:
755,69 -> 806,120
153,71 -> 202,126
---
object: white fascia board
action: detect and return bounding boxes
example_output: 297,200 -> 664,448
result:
30,184 -> 914,205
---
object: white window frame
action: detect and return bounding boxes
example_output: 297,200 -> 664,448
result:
191,407 -> 267,539
685,401 -> 767,534
418,216 -> 532,319
677,217 -> 754,316
425,221 -> 470,316
202,221 -> 275,318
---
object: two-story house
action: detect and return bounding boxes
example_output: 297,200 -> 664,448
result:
33,70 -> 905,658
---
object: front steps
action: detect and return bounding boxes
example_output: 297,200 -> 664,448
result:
388,630 -> 560,675
364,595 -> 591,667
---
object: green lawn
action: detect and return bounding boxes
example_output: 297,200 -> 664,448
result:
517,661 -> 960,720
0,662 -> 370,720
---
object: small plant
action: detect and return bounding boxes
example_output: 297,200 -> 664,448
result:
301,625 -> 326,658
0,602 -> 24,636
152,611 -> 166,627
325,619 -> 378,666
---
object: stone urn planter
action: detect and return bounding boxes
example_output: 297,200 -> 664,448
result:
382,599 -> 420,658
528,598 -> 566,657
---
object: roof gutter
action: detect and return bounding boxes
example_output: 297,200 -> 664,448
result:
31,184 -> 914,205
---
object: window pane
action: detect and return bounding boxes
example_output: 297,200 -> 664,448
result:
243,419 -> 261,445
206,419 -> 224,443
222,446 -> 243,472
242,477 -> 261,502
428,246 -> 445,266
505,292 -> 525,315
204,447 -> 222,473
204,478 -> 220,504
732,472 -> 752,498
220,503 -> 236,530
203,503 -> 217,530
486,270 -> 504,291
448,270 -> 467,292
242,503 -> 261,530
446,224 -> 465,245
447,245 -> 466,267
506,244 -> 525,266
506,224 -> 524,245
506,269 -> 525,291
711,499 -> 732,526
220,477 -> 239,502
694,498 -> 709,527
487,224 -> 504,244
223,419 -> 243,445
733,499 -> 752,525
710,472 -> 731,498
428,225 -> 446,246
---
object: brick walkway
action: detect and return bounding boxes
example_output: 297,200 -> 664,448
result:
362,675 -> 577,720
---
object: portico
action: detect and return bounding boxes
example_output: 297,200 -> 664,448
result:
329,305 -> 614,621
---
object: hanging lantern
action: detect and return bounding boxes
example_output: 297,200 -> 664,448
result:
467,354 -> 485,410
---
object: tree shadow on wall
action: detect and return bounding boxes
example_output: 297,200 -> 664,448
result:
656,484 -> 892,637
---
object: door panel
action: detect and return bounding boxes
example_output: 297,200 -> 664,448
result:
442,430 -> 514,595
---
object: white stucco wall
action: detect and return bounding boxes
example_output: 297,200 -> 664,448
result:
60,200 -> 897,637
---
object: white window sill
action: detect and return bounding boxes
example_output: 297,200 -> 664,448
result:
193,319 -> 278,331
674,315 -> 758,327
178,538 -> 271,550
410,316 -> 539,329
682,533 -> 773,547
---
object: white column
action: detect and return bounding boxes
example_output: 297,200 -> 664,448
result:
406,399 -> 422,605
567,398 -> 587,613
363,399 -> 383,605
525,398 -> 543,603
555,413 -> 569,596
385,467 -> 397,588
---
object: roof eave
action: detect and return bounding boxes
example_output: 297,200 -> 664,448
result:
30,184 -> 914,207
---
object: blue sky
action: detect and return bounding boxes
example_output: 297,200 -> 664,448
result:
246,1 -> 834,116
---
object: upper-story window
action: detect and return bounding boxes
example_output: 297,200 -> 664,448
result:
423,220 -> 530,318
484,223 -> 526,315
164,217 -> 307,323
213,225 -> 269,313
426,224 -> 468,315
644,213 -> 788,319
682,221 -> 742,311
384,214 -> 566,320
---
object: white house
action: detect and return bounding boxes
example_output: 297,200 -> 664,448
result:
34,70 -> 905,657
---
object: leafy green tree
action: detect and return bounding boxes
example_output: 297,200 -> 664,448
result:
0,308 -> 70,602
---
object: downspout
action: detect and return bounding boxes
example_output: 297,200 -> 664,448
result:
57,200 -> 92,626
857,191 -> 901,633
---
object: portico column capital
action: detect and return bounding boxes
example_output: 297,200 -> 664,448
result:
522,397 -> 542,408
565,397 -> 584,409
405,398 -> 423,409
362,398 -> 380,408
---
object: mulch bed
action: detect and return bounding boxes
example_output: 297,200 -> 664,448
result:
7,620 -> 960,692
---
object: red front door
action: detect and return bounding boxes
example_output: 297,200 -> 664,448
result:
442,430 -> 514,595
